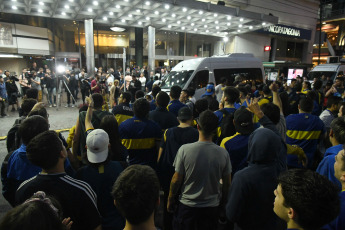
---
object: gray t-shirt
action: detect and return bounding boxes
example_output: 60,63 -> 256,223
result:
31,76 -> 41,91
173,141 -> 231,208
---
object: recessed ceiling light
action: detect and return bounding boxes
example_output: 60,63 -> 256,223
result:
215,21 -> 219,24
249,26 -> 253,29
110,27 -> 125,32
136,9 -> 140,13
121,19 -> 126,23
223,37 -> 229,42
116,5 -> 120,9
214,13 -> 218,17
206,30 -> 209,33
39,2 -> 44,6
172,13 -> 176,17
88,8 -> 92,12
69,0 -> 73,2
128,14 -> 132,17
38,9 -> 43,13
146,16 -> 150,20
202,18 -> 205,22
162,18 -> 166,22
12,5 -> 18,10
216,26 -> 219,29
227,22 -> 231,26
177,21 -> 181,24
194,28 -> 197,31
165,4 -> 170,9
168,25 -> 172,28
240,18 -> 244,22
109,12 -> 114,16
262,22 -> 266,25
239,24 -> 242,28
61,12 -> 66,15
124,0 -> 128,2
145,1 -> 150,6
154,11 -> 159,15
199,10 -> 203,14
191,23 -> 194,26
64,5 -> 69,9
93,1 -> 98,6
187,16 -> 191,20
183,8 -> 187,12
181,27 -> 185,30
11,0 -> 16,2
204,25 -> 207,28
217,31 -> 220,34
138,21 -> 142,25
103,16 -> 107,20
227,16 -> 231,20
237,29 -> 241,32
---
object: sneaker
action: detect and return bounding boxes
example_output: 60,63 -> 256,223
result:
65,104 -> 70,108
53,104 -> 56,107
71,104 -> 75,108
49,104 -> 52,108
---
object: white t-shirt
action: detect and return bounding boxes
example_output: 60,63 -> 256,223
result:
139,77 -> 146,87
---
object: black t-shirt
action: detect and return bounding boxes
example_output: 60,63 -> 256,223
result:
16,173 -> 101,230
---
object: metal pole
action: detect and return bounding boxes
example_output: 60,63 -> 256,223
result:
123,47 -> 126,92
148,26 -> 156,74
318,2 -> 323,65
78,22 -> 82,69
84,19 -> 95,78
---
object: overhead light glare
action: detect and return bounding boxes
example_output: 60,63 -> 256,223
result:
240,18 -> 243,21
93,1 -> 98,6
239,24 -> 242,28
162,18 -> 166,22
64,5 -> 69,9
103,16 -> 107,21
121,19 -> 126,23
216,26 -> 219,29
206,29 -> 209,33
199,10 -> 203,14
146,16 -> 150,20
227,22 -> 231,26
227,16 -> 231,20
165,4 -> 170,9
177,21 -> 181,24
109,12 -> 114,16
214,13 -> 218,17
249,26 -> 253,29
182,26 -> 185,30
262,22 -> 266,26
215,21 -> 219,24
138,21 -> 142,25
168,25 -> 172,28
154,11 -> 159,15
172,13 -> 176,17
202,18 -> 205,22
88,8 -> 92,12
187,16 -> 191,20
61,11 -> 66,15
69,0 -> 74,2
128,14 -> 132,17
38,9 -> 43,13
110,27 -> 125,32
115,5 -> 120,9
204,25 -> 207,28
237,29 -> 241,32
223,37 -> 229,42
191,23 -> 194,26
183,8 -> 187,12
39,2 -> 44,6
145,1 -> 150,6
136,9 -> 140,13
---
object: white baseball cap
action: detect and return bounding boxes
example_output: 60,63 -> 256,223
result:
86,129 -> 109,163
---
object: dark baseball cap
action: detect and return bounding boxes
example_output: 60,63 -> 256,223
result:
177,107 -> 193,121
234,106 -> 254,135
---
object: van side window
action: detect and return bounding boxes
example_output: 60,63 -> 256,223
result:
214,68 -> 263,85
190,70 -> 209,89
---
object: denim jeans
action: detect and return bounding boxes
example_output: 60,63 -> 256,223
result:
48,87 -> 56,104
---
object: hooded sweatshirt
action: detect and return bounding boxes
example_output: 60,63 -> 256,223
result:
226,128 -> 286,230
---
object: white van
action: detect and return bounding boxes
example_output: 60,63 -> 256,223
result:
160,53 -> 265,99
308,63 -> 345,81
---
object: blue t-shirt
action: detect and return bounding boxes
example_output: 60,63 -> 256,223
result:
167,99 -> 187,117
323,191 -> 345,230
286,113 -> 325,168
119,116 -> 162,168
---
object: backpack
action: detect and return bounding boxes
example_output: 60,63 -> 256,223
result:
6,124 -> 21,154
217,109 -> 236,145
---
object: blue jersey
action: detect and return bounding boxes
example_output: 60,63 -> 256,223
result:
119,116 -> 162,168
167,99 -> 187,117
286,113 -> 325,168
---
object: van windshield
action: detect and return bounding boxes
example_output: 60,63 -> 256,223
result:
308,71 -> 337,80
160,70 -> 194,89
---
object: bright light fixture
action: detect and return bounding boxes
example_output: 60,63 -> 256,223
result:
227,16 -> 231,20
262,22 -> 266,26
204,25 -> 207,28
172,13 -> 176,17
121,19 -> 125,23
239,24 -> 242,28
181,27 -> 185,30
227,22 -> 231,26
115,5 -> 120,9
88,8 -> 92,12
187,16 -> 191,20
165,4 -> 170,9
145,1 -> 150,6
183,8 -> 187,12
39,2 -> 44,6
214,13 -> 218,17
138,21 -> 142,25
128,14 -> 132,17
194,28 -> 197,31
38,9 -> 43,13
177,21 -> 181,24
191,23 -> 194,26
136,9 -> 140,13
223,37 -> 229,42
64,5 -> 69,9
154,11 -> 159,15
61,11 -> 66,15
109,12 -> 114,16
146,16 -> 150,20
103,16 -> 107,20
237,29 -> 241,32
206,30 -> 209,33
162,18 -> 166,22
249,26 -> 253,29
240,18 -> 243,21
93,1 -> 98,6
215,21 -> 219,24
110,27 -> 125,32
199,10 -> 203,14
202,18 -> 205,22
216,26 -> 219,29
168,25 -> 171,28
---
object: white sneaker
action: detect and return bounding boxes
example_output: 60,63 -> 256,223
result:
65,104 -> 70,108
53,104 -> 56,107
49,104 -> 52,108
71,104 -> 75,108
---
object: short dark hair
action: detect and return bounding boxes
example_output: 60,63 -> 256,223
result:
327,95 -> 342,109
237,86 -> 249,97
261,103 -> 280,125
181,89 -> 190,97
278,169 -> 340,230
0,194 -> 65,230
19,115 -> 49,145
299,97 -> 313,113
151,86 -> 161,98
28,108 -> 48,119
303,81 -> 311,89
92,93 -> 104,109
198,110 -> 218,138
121,92 -> 131,103
313,79 -> 323,90
262,85 -> 271,95
187,87 -> 195,97
223,86 -> 240,104
194,98 -> 209,115
133,98 -> 149,119
26,131 -> 62,170
336,76 -> 344,82
112,165 -> 160,225
21,99 -> 37,116
170,85 -> 182,100
306,90 -> 317,101
156,91 -> 170,108
135,90 -> 145,100
330,117 -> 345,144
26,89 -> 38,100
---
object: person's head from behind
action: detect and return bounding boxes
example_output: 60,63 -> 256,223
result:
19,115 -> 49,145
135,90 -> 145,100
133,98 -> 149,119
112,165 -> 160,226
262,85 -> 271,96
92,93 -> 103,109
197,110 -> 218,139
21,99 -> 37,116
221,86 -> 240,105
100,115 -> 120,144
86,129 -> 110,164
26,88 -> 39,100
28,107 -> 49,122
119,92 -> 131,105
234,106 -> 253,135
274,169 -> 340,230
156,91 -> 170,108
0,191 -> 65,230
26,131 -> 66,171
313,79 -> 323,91
329,117 -> 345,145
302,81 -> 311,90
151,86 -> 161,99
170,85 -> 182,100
298,97 -> 313,113
261,103 -> 280,125
237,86 -> 248,99
177,107 -> 193,124
326,95 -> 342,112
194,98 -> 209,117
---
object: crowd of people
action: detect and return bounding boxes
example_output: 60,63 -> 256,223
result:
1,61 -> 345,230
